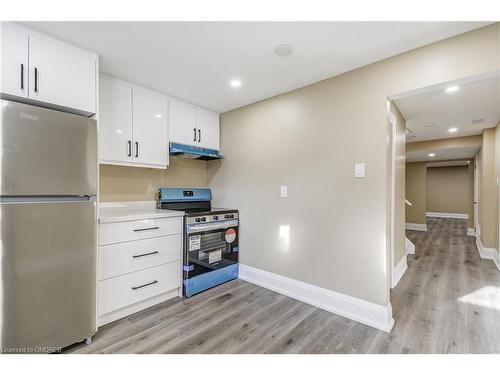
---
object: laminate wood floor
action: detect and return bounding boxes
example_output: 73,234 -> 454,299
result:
65,218 -> 500,354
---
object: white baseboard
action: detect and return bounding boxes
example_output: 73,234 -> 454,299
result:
405,223 -> 427,231
391,255 -> 408,288
467,228 -> 476,237
405,237 -> 415,255
426,212 -> 468,219
475,237 -> 500,271
97,288 -> 179,327
239,264 -> 394,332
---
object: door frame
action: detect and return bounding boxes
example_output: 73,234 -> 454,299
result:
388,101 -> 397,288
474,153 -> 480,237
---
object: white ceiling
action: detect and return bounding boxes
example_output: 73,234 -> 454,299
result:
21,22 -> 492,113
396,76 -> 500,143
406,146 -> 480,162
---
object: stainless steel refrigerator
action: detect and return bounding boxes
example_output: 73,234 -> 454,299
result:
0,99 -> 97,353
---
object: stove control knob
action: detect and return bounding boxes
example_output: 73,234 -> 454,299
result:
200,217 -> 206,222
213,216 -> 219,220
224,214 -> 230,219
195,218 -> 201,223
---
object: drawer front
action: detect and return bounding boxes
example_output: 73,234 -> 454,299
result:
99,216 -> 183,245
98,262 -> 181,316
99,234 -> 182,280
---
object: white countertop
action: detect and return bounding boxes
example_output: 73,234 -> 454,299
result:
99,201 -> 184,224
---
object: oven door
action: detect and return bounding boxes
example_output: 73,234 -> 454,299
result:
184,219 -> 239,279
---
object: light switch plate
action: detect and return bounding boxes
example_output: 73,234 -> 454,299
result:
355,163 -> 366,178
280,185 -> 288,198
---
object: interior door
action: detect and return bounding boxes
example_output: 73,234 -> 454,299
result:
28,30 -> 96,115
132,86 -> 168,167
0,22 -> 29,98
0,100 -> 97,196
99,76 -> 134,164
196,108 -> 220,150
0,199 -> 96,351
170,99 -> 197,147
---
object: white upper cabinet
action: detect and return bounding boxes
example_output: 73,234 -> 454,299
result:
0,22 -> 97,116
170,100 -> 197,146
170,99 -> 220,151
28,31 -> 96,115
0,23 -> 29,98
196,108 -> 220,150
132,86 -> 169,167
99,76 -> 133,164
99,75 -> 169,169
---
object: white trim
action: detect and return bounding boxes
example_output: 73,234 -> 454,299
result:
97,289 -> 179,326
405,237 -> 415,255
239,264 -> 394,332
467,228 -> 476,237
475,237 -> 500,271
388,104 -> 397,296
391,255 -> 408,288
405,223 -> 427,231
426,212 -> 468,219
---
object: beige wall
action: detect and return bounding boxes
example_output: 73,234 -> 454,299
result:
390,102 -> 407,268
426,165 -> 474,226
479,128 -> 498,249
99,158 -> 208,202
405,162 -> 427,225
208,24 -> 500,307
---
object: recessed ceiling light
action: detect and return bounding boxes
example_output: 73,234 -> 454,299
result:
448,127 -> 458,133
445,86 -> 459,93
467,160 -> 470,163
274,44 -> 293,57
428,153 -> 436,157
154,114 -> 163,118
230,79 -> 242,88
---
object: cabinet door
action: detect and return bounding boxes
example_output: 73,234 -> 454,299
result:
0,22 -> 29,98
170,99 -> 197,146
132,86 -> 168,167
196,108 -> 220,150
28,31 -> 96,115
99,76 -> 133,164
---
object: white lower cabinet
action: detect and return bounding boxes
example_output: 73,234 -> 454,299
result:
98,216 -> 183,326
99,262 -> 181,316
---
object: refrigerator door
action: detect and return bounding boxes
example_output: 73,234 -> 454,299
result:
0,100 -> 97,196
0,199 -> 96,352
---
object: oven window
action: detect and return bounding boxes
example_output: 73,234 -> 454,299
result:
186,227 -> 238,278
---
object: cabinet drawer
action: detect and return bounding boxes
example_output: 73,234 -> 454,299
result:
99,234 -> 182,280
99,216 -> 183,245
98,262 -> 181,316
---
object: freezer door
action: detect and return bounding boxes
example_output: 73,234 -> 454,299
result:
0,100 -> 97,196
0,199 -> 96,352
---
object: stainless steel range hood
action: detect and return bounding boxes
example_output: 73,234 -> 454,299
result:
169,142 -> 223,160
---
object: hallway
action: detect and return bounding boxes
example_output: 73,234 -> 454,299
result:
392,217 -> 500,353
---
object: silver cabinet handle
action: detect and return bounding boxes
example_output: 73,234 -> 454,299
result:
133,226 -> 160,232
131,280 -> 158,290
34,67 -> 39,93
127,140 -> 132,157
193,128 -> 197,142
135,141 -> 139,158
198,129 -> 201,143
132,251 -> 159,259
20,64 -> 24,90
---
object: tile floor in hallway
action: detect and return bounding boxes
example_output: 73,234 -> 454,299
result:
66,217 -> 500,354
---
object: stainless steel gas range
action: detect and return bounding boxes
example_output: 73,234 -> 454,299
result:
158,188 -> 239,297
